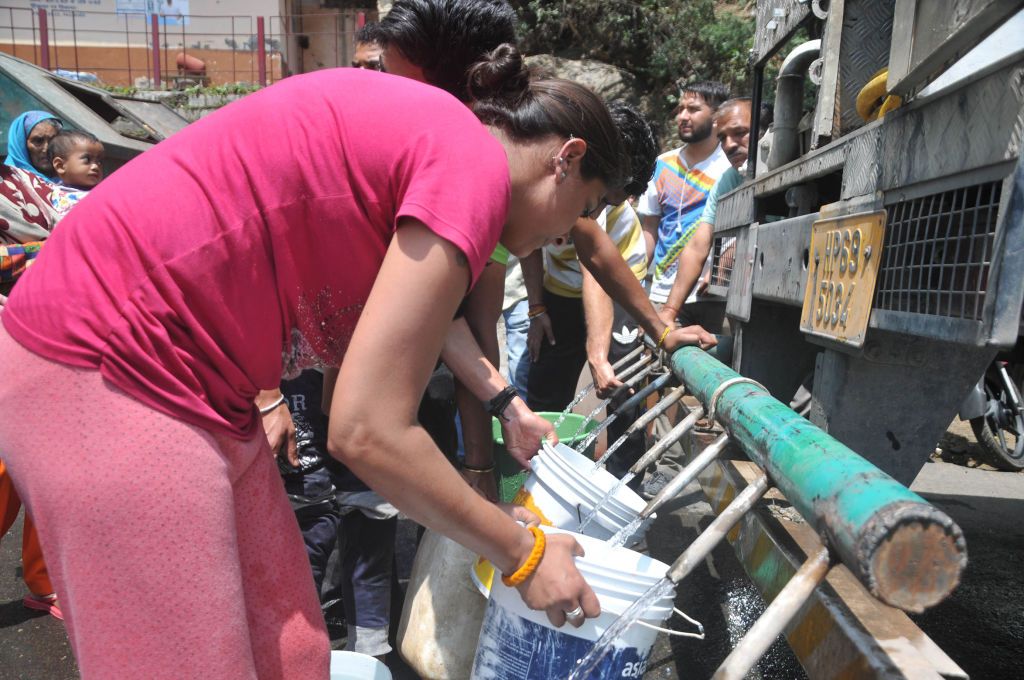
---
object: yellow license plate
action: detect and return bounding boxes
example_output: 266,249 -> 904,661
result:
799,210 -> 886,347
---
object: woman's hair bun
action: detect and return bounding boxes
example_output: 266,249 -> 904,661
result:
465,43 -> 529,103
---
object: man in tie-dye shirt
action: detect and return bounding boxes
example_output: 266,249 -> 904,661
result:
639,81 -> 732,332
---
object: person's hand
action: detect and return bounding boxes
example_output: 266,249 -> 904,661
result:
260,399 -> 298,466
498,502 -> 541,527
515,532 -> 600,628
662,324 -> 717,353
696,272 -> 711,297
657,304 -> 678,329
588,357 -> 624,399
500,397 -> 558,469
461,467 -> 499,502
527,314 -> 555,362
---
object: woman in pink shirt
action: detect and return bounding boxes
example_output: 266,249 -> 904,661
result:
0,50 -> 626,678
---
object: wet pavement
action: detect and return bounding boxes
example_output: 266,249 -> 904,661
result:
0,516 -> 77,680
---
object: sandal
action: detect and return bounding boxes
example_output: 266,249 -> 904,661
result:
23,593 -> 64,621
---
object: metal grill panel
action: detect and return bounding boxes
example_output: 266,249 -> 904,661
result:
710,236 -> 736,288
875,181 -> 1002,320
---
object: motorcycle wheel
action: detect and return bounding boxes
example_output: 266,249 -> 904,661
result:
970,370 -> 1024,470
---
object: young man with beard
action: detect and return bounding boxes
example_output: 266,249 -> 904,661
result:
636,81 -> 731,498
660,98 -> 752,320
639,81 -> 732,333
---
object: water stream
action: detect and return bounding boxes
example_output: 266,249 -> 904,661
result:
553,383 -> 596,429
570,399 -> 611,439
592,430 -> 632,470
606,514 -> 653,548
576,472 -> 634,533
567,577 -> 677,680
574,412 -> 617,453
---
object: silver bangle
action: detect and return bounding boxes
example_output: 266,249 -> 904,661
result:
259,394 -> 287,416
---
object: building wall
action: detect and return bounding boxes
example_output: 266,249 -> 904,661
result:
0,1 -> 373,85
1,1 -> 286,46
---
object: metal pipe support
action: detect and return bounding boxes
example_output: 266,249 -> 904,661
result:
667,474 -> 770,583
628,406 -> 705,476
713,548 -> 832,680
640,433 -> 730,520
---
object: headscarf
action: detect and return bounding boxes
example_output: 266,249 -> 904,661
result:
4,110 -> 63,181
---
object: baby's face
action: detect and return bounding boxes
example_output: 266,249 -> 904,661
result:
57,141 -> 105,189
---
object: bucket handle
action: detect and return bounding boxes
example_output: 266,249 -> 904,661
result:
634,607 -> 705,640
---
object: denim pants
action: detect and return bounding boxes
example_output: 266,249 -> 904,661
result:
282,466 -> 341,594
503,298 -> 531,399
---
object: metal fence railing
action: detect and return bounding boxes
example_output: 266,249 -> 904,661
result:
0,6 -> 373,88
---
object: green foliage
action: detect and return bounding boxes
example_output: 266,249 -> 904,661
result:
180,82 -> 260,97
100,84 -> 139,97
512,0 -> 756,115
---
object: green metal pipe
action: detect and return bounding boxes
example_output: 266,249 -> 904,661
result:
669,347 -> 966,613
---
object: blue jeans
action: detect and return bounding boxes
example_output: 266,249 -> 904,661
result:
282,466 -> 340,594
503,298 -> 531,400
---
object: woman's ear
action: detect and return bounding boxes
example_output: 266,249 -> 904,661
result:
553,137 -> 589,184
557,137 -> 588,166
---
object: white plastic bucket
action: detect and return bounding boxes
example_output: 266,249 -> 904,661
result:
513,443 -> 651,543
329,650 -> 393,680
541,443 -> 645,518
470,527 -> 673,680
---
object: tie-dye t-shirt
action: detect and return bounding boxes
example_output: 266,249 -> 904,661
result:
638,145 -> 730,303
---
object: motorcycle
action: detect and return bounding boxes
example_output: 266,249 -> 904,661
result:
960,357 -> 1024,471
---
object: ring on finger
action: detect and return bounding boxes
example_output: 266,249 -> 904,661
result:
564,605 -> 584,620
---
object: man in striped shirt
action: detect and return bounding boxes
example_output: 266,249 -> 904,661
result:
639,81 -> 732,333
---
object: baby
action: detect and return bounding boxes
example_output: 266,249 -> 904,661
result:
48,130 -> 105,220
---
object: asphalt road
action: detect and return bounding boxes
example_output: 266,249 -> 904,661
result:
2,429 -> 1022,679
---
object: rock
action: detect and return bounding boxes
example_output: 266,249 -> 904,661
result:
525,54 -> 641,105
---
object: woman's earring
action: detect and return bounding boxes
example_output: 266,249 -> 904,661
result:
560,171 -> 567,180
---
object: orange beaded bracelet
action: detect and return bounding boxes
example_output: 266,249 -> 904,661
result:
501,526 -> 546,587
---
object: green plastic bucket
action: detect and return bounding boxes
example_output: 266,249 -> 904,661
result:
491,412 -> 599,503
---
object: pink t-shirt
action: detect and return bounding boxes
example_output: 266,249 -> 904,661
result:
3,69 -> 509,439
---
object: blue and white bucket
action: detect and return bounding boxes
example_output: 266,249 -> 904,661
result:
470,526 -> 673,680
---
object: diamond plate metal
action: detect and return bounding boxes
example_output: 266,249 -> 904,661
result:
754,0 -> 813,65
842,127 -> 884,198
838,0 -> 897,133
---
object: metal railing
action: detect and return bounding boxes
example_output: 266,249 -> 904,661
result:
0,6 -> 373,88
567,338 -> 967,677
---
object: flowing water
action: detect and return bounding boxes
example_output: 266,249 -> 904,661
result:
574,412 -> 617,454
606,514 -> 653,548
576,472 -> 634,533
553,383 -> 596,429
593,430 -> 632,469
570,400 -> 611,439
567,577 -> 677,680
